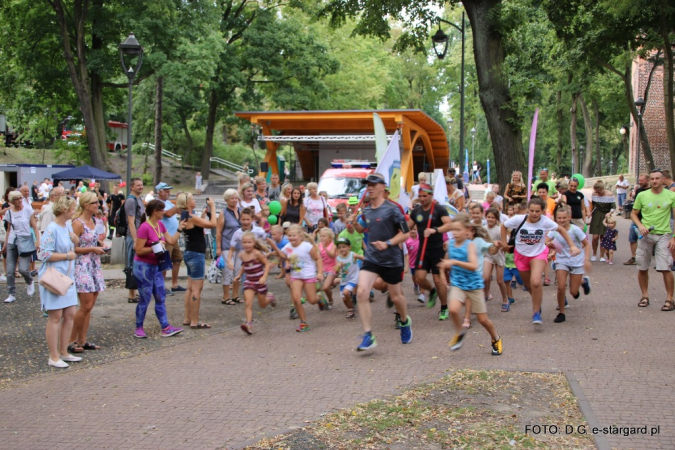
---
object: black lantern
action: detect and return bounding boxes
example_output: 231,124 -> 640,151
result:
431,27 -> 449,60
119,34 -> 144,193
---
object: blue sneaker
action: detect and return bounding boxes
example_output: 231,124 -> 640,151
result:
532,311 -> 542,325
581,276 -> 591,296
510,280 -> 516,289
399,316 -> 413,344
508,297 -> 515,304
357,332 -> 377,351
556,298 -> 569,310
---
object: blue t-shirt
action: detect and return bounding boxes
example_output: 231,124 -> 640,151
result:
449,240 -> 484,291
472,237 -> 493,278
160,199 -> 179,235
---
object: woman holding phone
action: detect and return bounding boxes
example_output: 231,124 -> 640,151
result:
176,193 -> 217,329
68,192 -> 107,353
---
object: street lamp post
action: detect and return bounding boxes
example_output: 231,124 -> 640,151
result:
470,127 -> 476,183
447,118 -> 453,167
119,33 -> 144,193
634,97 -> 646,177
432,13 -> 465,172
619,124 -> 629,175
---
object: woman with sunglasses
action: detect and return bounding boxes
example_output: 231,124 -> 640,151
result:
68,192 -> 107,353
4,190 -> 39,303
446,177 -> 465,212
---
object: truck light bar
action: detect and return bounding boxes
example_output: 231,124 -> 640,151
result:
330,160 -> 377,169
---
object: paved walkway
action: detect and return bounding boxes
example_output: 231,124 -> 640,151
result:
0,217 -> 673,449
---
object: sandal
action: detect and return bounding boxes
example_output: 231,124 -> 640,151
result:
661,300 -> 675,311
233,297 -> 243,304
128,296 -> 139,303
638,297 -> 650,307
67,342 -> 84,354
345,309 -> 355,319
462,318 -> 471,329
501,303 -> 510,312
222,298 -> 236,305
543,278 -> 551,286
82,342 -> 100,350
182,321 -> 190,326
191,322 -> 211,329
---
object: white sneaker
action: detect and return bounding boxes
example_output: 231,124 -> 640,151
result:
4,295 -> 16,303
591,256 -> 597,262
27,282 -> 35,296
417,293 -> 426,304
60,354 -> 82,362
600,258 -> 606,262
0,275 -> 6,282
48,358 -> 69,368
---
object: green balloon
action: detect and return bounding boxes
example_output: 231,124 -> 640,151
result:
269,200 -> 282,215
572,173 -> 585,190
268,214 -> 278,225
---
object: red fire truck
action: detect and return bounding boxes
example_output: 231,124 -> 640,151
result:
61,119 -> 128,151
317,160 -> 376,212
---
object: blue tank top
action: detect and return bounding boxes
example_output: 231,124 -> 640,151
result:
449,240 -> 484,291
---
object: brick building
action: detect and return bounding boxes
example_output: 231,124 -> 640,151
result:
630,56 -> 673,175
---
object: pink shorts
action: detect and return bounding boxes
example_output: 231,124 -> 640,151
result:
514,249 -> 549,272
290,277 -> 318,284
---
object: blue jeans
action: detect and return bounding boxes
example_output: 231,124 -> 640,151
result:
617,193 -> 626,207
125,236 -> 135,269
133,260 -> 169,329
183,250 -> 205,280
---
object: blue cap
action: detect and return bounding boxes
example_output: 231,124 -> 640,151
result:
155,182 -> 173,191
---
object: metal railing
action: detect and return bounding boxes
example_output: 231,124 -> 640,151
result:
142,143 -> 183,162
209,157 -> 254,175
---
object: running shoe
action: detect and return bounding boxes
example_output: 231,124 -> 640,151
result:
624,257 -> 636,265
161,325 -> 183,337
4,294 -> 16,303
289,307 -> 299,320
554,313 -> 566,323
134,327 -> 147,339
438,309 -> 449,321
27,282 -> 35,296
510,280 -> 516,289
591,256 -> 597,262
394,312 -> 402,329
318,295 -> 328,311
427,288 -> 438,309
449,330 -> 467,351
399,316 -> 413,344
0,275 -> 6,282
357,332 -> 377,351
508,297 -> 515,304
240,322 -> 253,335
267,293 -> 276,307
369,290 -> 375,300
296,322 -> 310,332
491,336 -> 503,356
300,297 -> 306,304
581,276 -> 591,296
386,294 -> 394,308
532,311 -> 543,325
600,257 -> 606,262
417,293 -> 426,304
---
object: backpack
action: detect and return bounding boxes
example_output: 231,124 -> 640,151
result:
115,196 -> 140,237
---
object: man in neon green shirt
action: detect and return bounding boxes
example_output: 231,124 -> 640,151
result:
631,169 -> 675,311
532,169 -> 558,200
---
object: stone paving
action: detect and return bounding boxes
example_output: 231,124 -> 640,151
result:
0,217 -> 673,449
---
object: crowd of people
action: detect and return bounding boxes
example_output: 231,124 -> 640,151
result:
2,165 -> 674,368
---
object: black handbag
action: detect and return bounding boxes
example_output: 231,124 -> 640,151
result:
123,266 -> 138,290
507,215 -> 528,253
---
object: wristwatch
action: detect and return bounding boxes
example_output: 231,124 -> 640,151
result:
386,240 -> 392,247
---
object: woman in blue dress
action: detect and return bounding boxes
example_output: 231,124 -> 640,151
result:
39,196 -> 81,368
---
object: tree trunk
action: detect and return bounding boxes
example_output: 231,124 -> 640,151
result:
556,90 -> 563,170
464,0 -> 525,188
181,113 -> 194,168
201,89 -> 218,180
578,93 -> 593,177
91,73 -> 109,164
570,92 -> 579,174
593,97 -> 601,176
154,76 -> 164,186
659,11 -> 675,175
50,0 -> 108,173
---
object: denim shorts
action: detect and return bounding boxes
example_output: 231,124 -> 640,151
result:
183,250 -> 205,280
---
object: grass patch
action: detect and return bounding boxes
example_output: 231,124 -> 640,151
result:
244,369 -> 595,450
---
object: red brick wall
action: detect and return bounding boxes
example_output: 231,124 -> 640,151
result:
630,56 -> 673,175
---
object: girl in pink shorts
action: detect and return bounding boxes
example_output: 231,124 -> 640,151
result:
501,198 -> 580,326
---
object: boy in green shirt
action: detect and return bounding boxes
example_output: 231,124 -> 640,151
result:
339,220 -> 365,256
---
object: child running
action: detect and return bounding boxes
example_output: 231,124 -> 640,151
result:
318,227 -> 337,308
469,203 -> 487,226
272,224 -> 326,331
259,204 -> 271,235
334,237 -> 364,319
405,226 -> 424,302
484,208 -> 508,310
546,205 -> 591,323
600,215 -> 619,264
501,197 -> 580,326
439,213 -> 502,355
234,232 -> 274,334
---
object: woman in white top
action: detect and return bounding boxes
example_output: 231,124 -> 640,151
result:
410,172 -> 428,201
303,182 -> 329,232
445,177 -> 465,212
239,182 -> 262,222
4,190 -> 39,303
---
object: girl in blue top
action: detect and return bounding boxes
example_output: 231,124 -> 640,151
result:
438,213 -> 502,356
